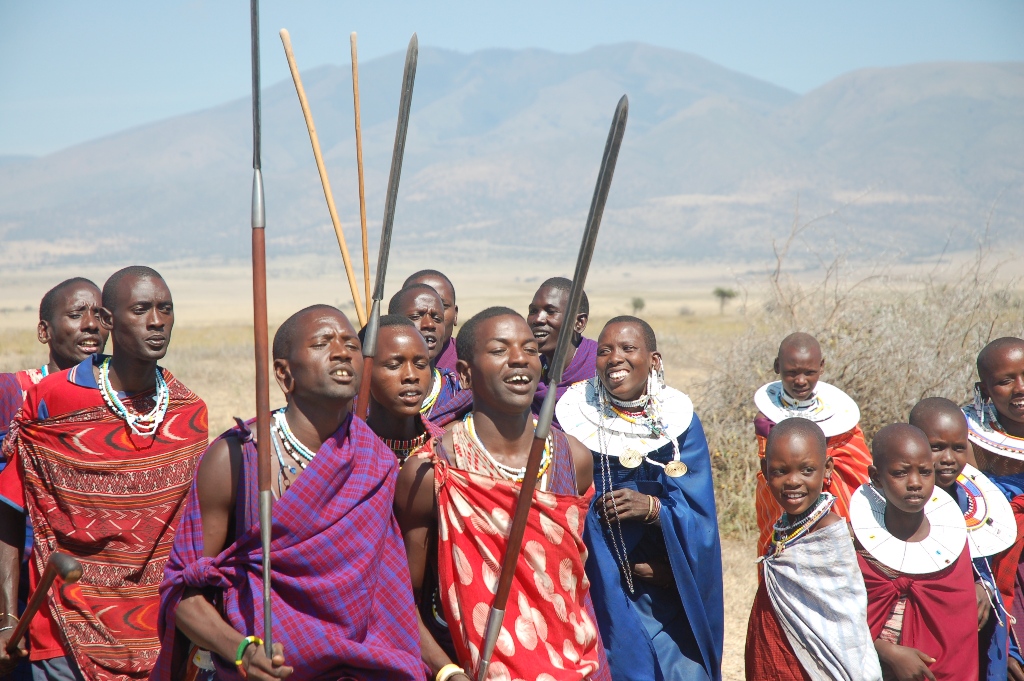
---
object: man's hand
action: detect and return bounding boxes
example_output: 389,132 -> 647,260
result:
632,560 -> 675,589
242,642 -> 293,680
1008,656 -> 1024,681
875,640 -> 936,681
0,628 -> 28,676
976,581 -> 992,630
598,489 -> 655,523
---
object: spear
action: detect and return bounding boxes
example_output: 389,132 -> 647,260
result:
350,33 -> 371,320
357,34 -> 418,420
475,95 -> 628,681
248,0 -> 274,655
280,28 -> 367,326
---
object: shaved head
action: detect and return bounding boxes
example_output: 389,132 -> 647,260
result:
777,332 -> 822,363
273,304 -> 347,360
765,418 -> 827,466
871,423 -> 931,470
908,397 -> 964,430
388,284 -> 443,314
978,337 -> 1024,383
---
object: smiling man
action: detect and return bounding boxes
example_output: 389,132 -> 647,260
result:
388,285 -> 471,427
752,332 -> 872,554
853,423 -> 977,681
395,307 -> 610,681
527,277 -> 596,419
0,266 -> 208,681
155,305 -> 423,681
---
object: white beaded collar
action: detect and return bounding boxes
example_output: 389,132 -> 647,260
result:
754,380 -> 860,438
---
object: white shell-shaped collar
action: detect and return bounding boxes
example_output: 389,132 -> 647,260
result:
850,483 -> 967,575
957,463 -> 1017,558
963,404 -> 1024,461
555,377 -> 694,457
754,380 -> 860,438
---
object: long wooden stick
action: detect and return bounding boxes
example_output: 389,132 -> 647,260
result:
476,95 -> 629,681
280,28 -> 367,326
5,553 -> 82,654
350,32 -> 371,321
249,0 -> 274,655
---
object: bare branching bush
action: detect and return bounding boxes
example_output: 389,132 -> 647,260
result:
698,222 -> 1022,538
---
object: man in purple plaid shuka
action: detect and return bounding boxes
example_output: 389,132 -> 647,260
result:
154,306 -> 425,681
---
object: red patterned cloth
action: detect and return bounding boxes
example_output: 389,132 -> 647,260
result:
858,547 -> 978,681
0,357 -> 208,680
432,422 -> 608,681
744,577 -> 811,681
755,417 -> 871,555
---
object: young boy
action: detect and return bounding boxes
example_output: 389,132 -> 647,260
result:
854,423 -> 978,681
910,396 -> 1021,681
753,332 -> 872,555
745,418 -> 881,681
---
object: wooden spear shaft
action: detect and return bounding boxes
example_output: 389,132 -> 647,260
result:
280,28 -> 367,327
350,32 -> 371,321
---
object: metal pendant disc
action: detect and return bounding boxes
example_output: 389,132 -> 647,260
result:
665,461 -> 688,477
619,448 -> 644,468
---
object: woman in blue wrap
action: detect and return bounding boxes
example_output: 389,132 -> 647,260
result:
556,315 -> 723,681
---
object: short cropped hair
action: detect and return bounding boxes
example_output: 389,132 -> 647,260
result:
39,277 -> 99,324
536,276 -> 589,316
358,314 -> 418,343
403,270 -> 455,301
456,306 -> 523,361
388,284 -> 442,315
102,266 -> 165,311
604,315 -> 657,352
765,418 -> 827,464
273,304 -> 344,360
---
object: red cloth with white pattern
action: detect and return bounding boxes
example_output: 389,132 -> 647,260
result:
432,422 -> 607,681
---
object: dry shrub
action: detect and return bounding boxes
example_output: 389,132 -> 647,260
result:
698,229 -> 1022,538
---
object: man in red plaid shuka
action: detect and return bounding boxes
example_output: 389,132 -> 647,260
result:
396,307 -> 610,681
154,305 -> 424,681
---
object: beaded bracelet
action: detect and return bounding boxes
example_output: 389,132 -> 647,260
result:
0,613 -> 18,623
235,635 -> 263,668
436,663 -> 465,681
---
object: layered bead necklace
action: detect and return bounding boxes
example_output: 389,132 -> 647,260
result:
464,413 -> 552,486
769,492 -> 835,557
99,357 -> 169,437
269,408 -> 319,496
419,369 -> 443,416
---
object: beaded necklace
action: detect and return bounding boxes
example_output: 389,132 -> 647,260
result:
463,413 -> 552,485
419,369 -> 443,415
383,431 -> 430,465
770,492 -> 835,557
596,417 -> 635,594
268,408 -> 322,497
98,357 -> 169,437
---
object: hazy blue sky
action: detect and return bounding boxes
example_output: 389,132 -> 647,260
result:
1,0 -> 1021,156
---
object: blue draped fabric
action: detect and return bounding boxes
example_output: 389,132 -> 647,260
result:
583,413 -> 723,681
955,483 -> 1011,680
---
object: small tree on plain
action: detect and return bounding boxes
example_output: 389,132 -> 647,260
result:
631,297 -> 645,315
713,287 -> 738,315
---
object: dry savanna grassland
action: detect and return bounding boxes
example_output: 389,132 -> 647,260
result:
1,248 -> 1021,680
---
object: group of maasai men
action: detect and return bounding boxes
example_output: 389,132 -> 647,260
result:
0,265 -> 1020,681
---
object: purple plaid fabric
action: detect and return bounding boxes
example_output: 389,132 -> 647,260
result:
424,367 -> 471,428
433,338 -> 458,374
533,337 -> 598,421
153,414 -> 425,681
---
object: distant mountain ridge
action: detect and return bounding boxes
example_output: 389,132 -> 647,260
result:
0,43 -> 1020,266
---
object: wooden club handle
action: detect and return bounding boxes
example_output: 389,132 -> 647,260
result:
5,552 -> 82,654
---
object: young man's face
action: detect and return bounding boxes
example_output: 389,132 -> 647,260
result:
102,275 -> 174,362
39,283 -> 108,369
460,315 -> 541,414
370,326 -> 432,418
763,434 -> 833,517
275,310 -> 361,404
408,275 -> 457,348
395,291 -> 445,361
870,437 -> 935,515
774,347 -> 823,402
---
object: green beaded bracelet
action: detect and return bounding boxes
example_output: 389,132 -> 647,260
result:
235,635 -> 263,667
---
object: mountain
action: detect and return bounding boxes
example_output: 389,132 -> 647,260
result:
0,43 -> 1020,267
